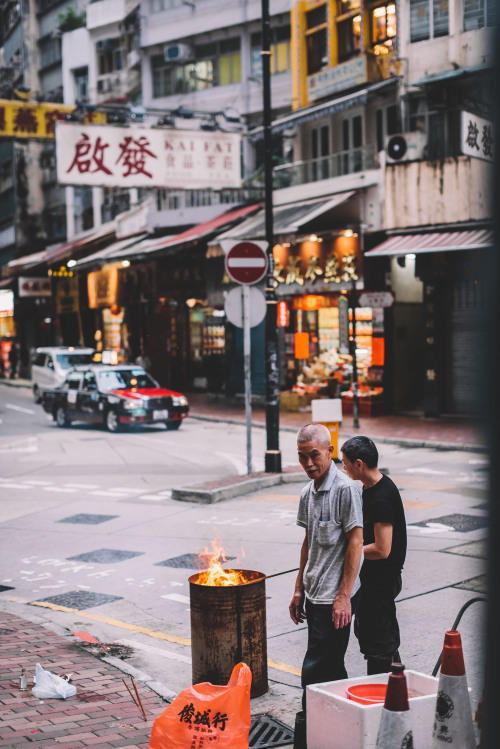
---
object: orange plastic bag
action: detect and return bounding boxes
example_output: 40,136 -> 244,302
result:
148,662 -> 252,749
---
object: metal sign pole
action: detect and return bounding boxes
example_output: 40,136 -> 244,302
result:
242,285 -> 252,475
261,0 -> 281,473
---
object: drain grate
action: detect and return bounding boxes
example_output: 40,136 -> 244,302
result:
34,590 -> 123,610
412,513 -> 488,533
67,548 -> 144,564
249,715 -> 294,748
155,552 -> 235,569
59,514 -> 118,525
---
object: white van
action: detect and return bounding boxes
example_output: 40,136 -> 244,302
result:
31,347 -> 95,402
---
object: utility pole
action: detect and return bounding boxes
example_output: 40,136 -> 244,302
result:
261,0 -> 281,473
350,278 -> 360,429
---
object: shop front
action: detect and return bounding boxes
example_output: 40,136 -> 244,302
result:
272,232 -> 387,415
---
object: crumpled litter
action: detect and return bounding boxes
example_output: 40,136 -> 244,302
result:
31,663 -> 77,700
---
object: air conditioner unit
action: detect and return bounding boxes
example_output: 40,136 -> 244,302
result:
164,43 -> 193,62
385,132 -> 427,163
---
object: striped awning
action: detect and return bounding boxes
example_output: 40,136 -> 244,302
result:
365,229 -> 493,257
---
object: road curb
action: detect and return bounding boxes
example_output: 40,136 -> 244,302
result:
171,470 -> 304,504
190,414 -> 487,454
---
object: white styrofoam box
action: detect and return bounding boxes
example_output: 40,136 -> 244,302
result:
307,670 -> 439,749
311,398 -> 343,423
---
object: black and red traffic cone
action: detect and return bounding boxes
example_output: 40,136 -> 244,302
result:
431,630 -> 476,749
375,663 -> 413,749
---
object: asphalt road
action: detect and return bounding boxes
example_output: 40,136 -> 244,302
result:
0,382 -> 488,732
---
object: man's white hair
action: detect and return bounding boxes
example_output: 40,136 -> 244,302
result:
297,423 -> 331,447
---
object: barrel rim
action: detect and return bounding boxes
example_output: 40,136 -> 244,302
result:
189,569 -> 266,586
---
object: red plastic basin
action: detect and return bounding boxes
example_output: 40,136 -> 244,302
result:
346,684 -> 387,705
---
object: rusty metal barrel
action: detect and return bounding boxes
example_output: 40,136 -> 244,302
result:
189,569 -> 268,698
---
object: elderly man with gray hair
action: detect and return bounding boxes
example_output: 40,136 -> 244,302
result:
290,423 -> 363,748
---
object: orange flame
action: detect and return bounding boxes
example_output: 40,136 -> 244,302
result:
197,538 -> 247,586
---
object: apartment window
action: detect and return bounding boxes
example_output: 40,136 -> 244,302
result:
218,39 -> 241,85
97,39 -> 124,76
464,0 -> 496,30
376,104 -> 401,150
73,68 -> 88,100
39,37 -> 62,69
337,6 -> 362,63
306,2 -> 327,75
370,3 -> 397,47
250,26 -> 291,78
152,39 -> 240,97
410,0 -> 449,42
149,0 -> 182,11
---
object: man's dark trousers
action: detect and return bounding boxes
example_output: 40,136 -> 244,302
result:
301,594 -> 360,707
294,592 -> 360,749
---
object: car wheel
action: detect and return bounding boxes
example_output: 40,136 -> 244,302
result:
33,384 -> 41,403
165,420 -> 181,431
55,405 -> 70,428
105,409 -> 121,433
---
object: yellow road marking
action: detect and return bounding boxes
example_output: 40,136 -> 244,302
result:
30,600 -> 191,646
267,659 -> 301,676
29,600 -> 301,676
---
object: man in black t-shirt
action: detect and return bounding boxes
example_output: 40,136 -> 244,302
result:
341,436 -> 407,675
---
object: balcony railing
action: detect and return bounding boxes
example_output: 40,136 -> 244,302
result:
273,144 -> 378,188
155,187 -> 264,212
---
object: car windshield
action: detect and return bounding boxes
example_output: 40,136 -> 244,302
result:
114,369 -> 158,389
56,353 -> 94,369
97,370 -> 127,391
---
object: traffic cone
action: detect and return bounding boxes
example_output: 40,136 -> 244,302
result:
375,663 -> 413,749
431,630 -> 476,749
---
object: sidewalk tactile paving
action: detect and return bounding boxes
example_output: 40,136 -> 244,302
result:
34,591 -> 123,610
59,515 -> 119,526
67,550 -> 144,564
0,611 -> 166,748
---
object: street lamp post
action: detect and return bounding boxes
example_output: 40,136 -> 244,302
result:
261,0 -> 281,473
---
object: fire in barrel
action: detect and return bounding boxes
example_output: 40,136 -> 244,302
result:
189,540 -> 268,698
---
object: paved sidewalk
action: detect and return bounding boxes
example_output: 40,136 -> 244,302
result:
186,392 -> 486,451
0,610 -> 166,749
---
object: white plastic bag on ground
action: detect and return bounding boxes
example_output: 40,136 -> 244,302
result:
31,663 -> 77,699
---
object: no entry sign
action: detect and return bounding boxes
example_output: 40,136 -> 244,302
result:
223,240 -> 268,285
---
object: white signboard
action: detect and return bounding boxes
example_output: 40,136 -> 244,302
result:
307,57 -> 367,102
461,111 -> 493,162
358,291 -> 395,308
0,290 -> 14,316
18,277 -> 52,297
55,123 -> 242,189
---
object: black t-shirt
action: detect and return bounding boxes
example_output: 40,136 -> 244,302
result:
361,474 -> 407,583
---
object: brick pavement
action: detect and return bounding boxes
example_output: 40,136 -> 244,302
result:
0,611 -> 166,749
186,392 -> 486,450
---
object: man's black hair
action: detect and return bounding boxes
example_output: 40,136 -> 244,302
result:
341,436 -> 378,469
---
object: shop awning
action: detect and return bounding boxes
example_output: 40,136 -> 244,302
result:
214,192 -> 356,241
248,78 -> 398,140
7,250 -> 47,269
365,229 -> 493,257
411,62 -> 491,87
74,234 -> 149,269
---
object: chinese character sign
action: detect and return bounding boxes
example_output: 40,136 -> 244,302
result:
55,123 -> 242,189
461,111 -> 494,163
0,99 -> 105,139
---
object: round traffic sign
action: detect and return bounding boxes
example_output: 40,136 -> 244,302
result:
225,241 -> 268,285
224,287 -> 267,328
